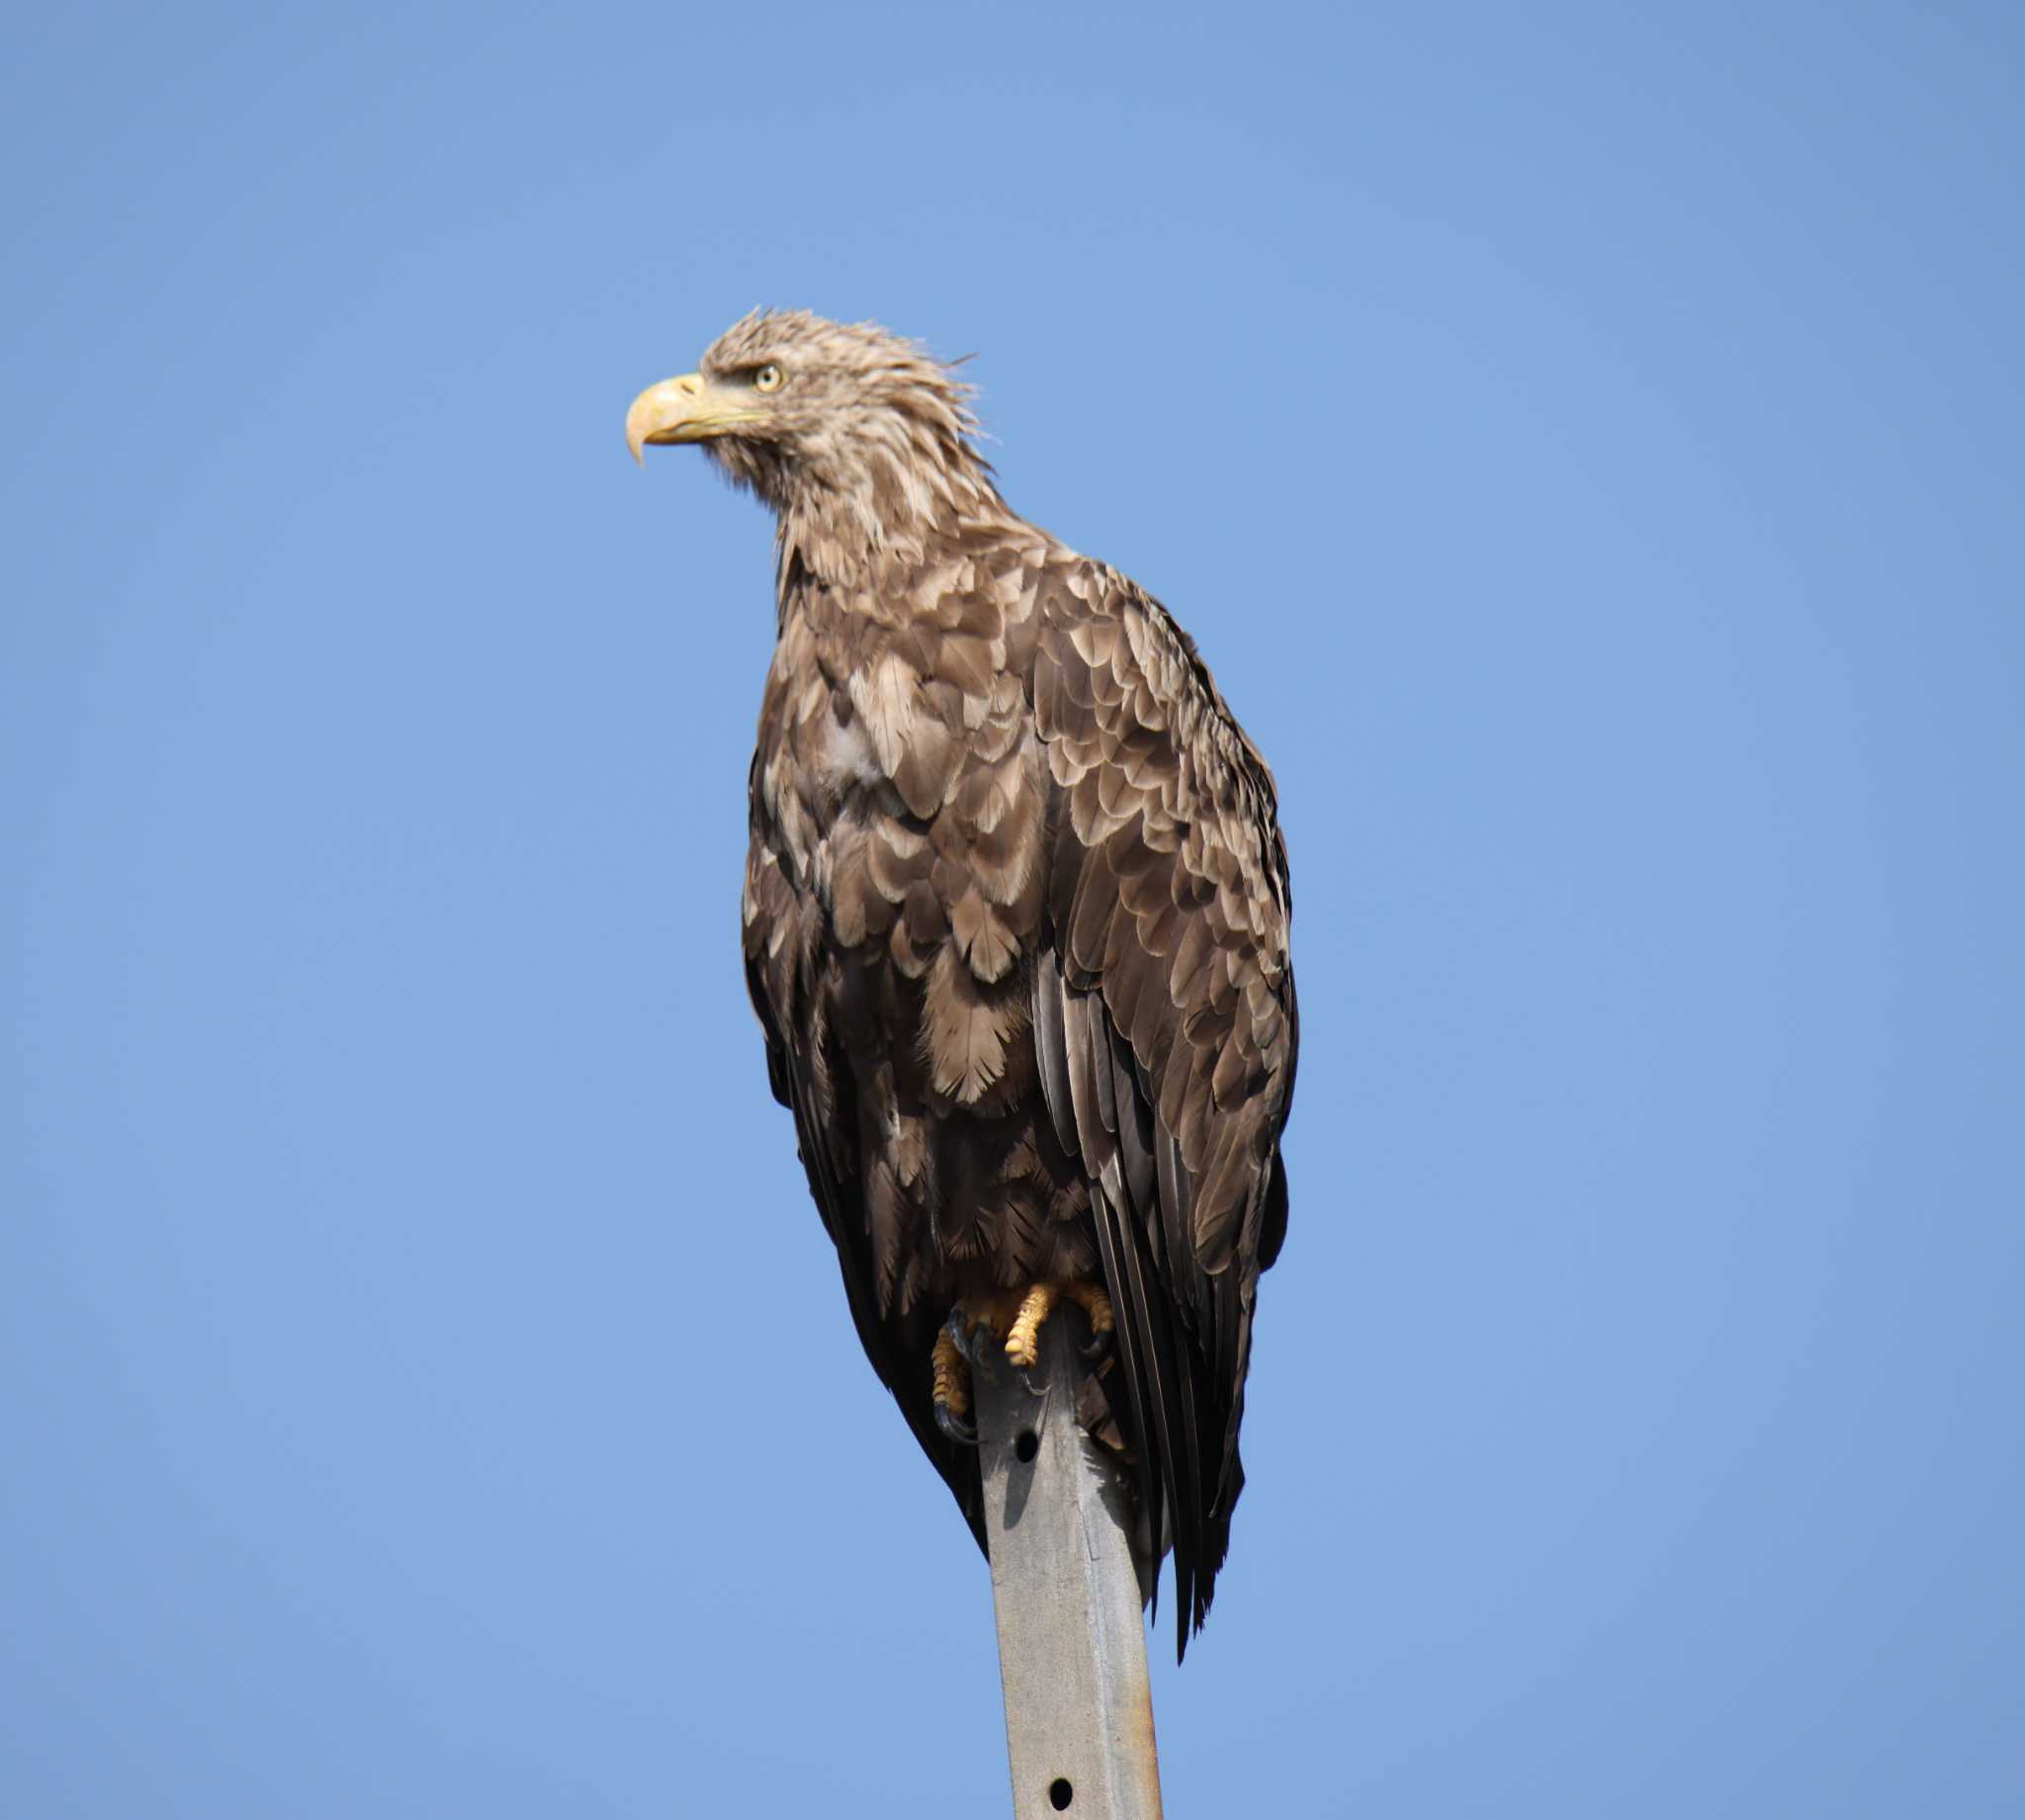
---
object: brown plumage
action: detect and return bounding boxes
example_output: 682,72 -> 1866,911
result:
627,311 -> 1297,1656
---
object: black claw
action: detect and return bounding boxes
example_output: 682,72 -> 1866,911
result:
1080,1327 -> 1112,1360
934,1402 -> 977,1446
948,1313 -> 991,1367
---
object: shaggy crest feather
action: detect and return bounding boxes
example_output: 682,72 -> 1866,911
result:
696,310 -> 996,565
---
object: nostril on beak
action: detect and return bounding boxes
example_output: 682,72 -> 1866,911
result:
677,375 -> 702,396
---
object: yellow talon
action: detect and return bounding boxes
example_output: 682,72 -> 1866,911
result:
1066,1280 -> 1114,1337
1004,1282 -> 1060,1369
931,1326 -> 971,1420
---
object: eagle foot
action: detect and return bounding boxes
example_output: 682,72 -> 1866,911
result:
1067,1280 -> 1116,1357
931,1322 -> 977,1446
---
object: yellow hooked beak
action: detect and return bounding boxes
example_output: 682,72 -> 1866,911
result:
624,373 -> 766,465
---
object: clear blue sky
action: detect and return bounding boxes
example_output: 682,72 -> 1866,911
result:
3,3 -> 2019,1814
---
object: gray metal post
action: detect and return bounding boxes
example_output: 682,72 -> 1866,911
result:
975,1312 -> 1165,1820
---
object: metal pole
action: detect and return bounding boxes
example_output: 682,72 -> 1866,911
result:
975,1312 -> 1165,1819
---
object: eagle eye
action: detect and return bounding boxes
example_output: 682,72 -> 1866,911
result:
753,363 -> 784,393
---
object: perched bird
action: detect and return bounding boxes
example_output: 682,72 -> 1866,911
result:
627,312 -> 1296,1655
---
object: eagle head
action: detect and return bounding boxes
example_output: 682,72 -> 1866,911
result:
626,310 -> 992,533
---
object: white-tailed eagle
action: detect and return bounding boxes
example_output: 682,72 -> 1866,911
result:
628,312 -> 1297,1655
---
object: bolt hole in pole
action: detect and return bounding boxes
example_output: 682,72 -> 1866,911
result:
1014,1429 -> 1040,1464
1049,1777 -> 1075,1810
